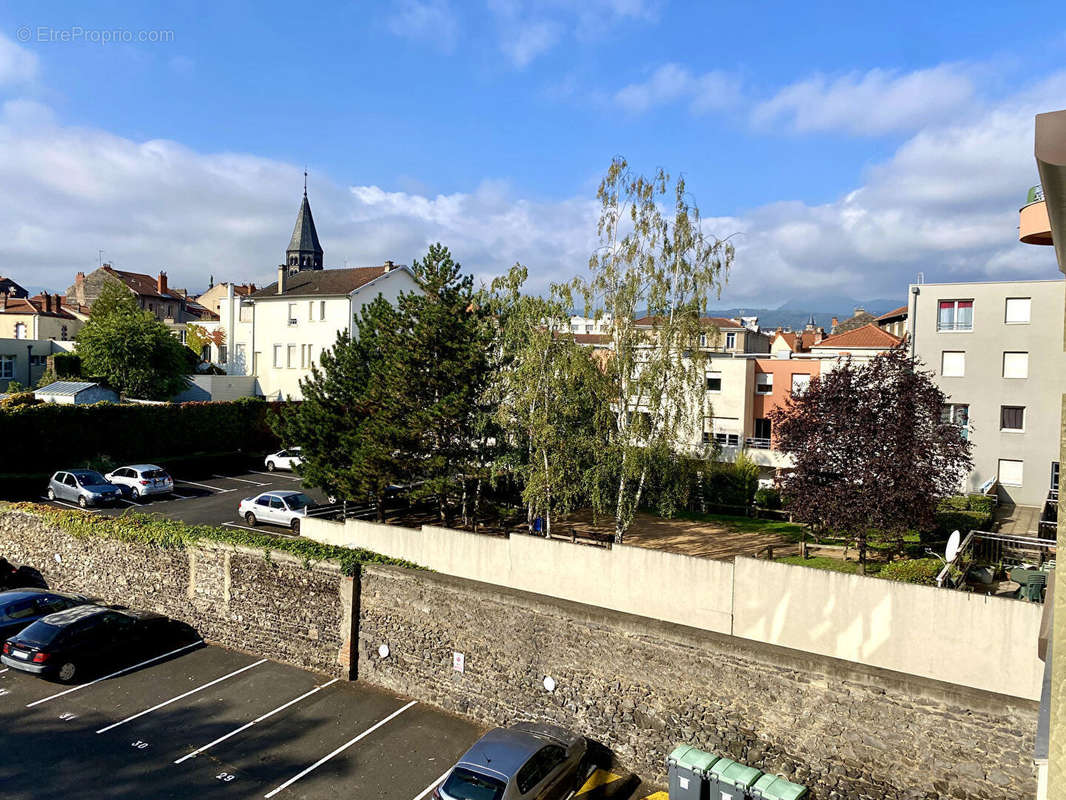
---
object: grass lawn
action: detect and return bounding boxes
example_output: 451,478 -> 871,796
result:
775,555 -> 884,576
674,510 -> 808,542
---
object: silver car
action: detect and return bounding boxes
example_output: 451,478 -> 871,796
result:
46,470 -> 123,508
237,490 -> 315,532
104,464 -> 174,499
435,722 -> 588,800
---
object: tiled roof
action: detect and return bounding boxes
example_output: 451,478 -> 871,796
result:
252,266 -> 398,298
633,315 -> 743,329
0,295 -> 76,319
103,266 -> 182,301
571,333 -> 610,345
813,323 -> 903,349
877,304 -> 908,321
774,330 -> 822,352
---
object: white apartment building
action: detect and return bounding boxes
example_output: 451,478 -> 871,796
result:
909,278 -> 1066,507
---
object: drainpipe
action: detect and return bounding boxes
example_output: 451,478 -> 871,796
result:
26,343 -> 32,386
909,285 -> 920,361
226,283 -> 235,375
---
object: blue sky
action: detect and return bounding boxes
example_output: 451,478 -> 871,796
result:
0,0 -> 1062,304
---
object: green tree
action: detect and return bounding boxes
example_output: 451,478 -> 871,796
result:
76,306 -> 190,400
562,157 -> 735,543
90,280 -> 141,318
489,264 -> 612,536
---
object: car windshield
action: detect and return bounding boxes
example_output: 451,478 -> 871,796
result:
285,493 -> 314,510
441,768 -> 506,800
16,620 -> 64,647
143,469 -> 168,479
74,471 -> 107,486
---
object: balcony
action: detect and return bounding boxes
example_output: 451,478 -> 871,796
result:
1019,184 -> 1052,245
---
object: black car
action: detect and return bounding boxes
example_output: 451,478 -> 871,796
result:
2,604 -> 180,683
0,589 -> 90,641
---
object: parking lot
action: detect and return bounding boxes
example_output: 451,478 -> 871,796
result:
0,642 -> 484,799
34,466 -> 355,537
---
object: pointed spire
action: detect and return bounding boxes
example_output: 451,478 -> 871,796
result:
286,179 -> 324,271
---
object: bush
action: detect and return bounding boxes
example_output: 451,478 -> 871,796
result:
51,352 -> 82,378
879,558 -> 943,585
934,509 -> 992,538
0,392 -> 41,410
755,487 -> 782,509
965,494 -> 995,514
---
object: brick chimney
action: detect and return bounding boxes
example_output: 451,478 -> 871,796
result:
383,260 -> 394,272
43,293 -> 52,313
831,316 -> 839,331
814,327 -> 825,345
53,294 -> 62,311
157,271 -> 168,295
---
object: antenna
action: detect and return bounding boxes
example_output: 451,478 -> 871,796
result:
304,167 -> 308,196
916,272 -> 925,285
98,249 -> 104,268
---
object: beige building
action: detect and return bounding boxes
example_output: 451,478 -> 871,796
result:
0,293 -> 80,342
196,281 -> 256,316
909,278 -> 1065,507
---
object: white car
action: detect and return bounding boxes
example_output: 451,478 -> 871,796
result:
104,464 -> 174,499
265,448 -> 302,472
238,490 -> 315,532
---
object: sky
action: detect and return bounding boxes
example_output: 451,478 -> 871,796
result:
0,0 -> 1062,306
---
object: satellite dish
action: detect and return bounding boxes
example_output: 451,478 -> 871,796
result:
945,530 -> 961,563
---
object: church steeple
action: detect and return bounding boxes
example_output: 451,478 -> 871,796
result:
285,172 -> 324,272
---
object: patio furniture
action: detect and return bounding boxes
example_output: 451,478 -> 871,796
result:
1009,568 -> 1047,602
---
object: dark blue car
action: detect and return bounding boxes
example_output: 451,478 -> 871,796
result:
0,589 -> 90,642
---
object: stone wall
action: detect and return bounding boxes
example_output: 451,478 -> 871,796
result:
357,565 -> 1039,800
0,510 -> 354,677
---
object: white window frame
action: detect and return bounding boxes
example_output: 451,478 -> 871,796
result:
755,372 -> 773,395
937,299 -> 974,332
1000,405 -> 1025,433
790,373 -> 810,396
319,300 -> 326,321
998,459 -> 1024,487
288,303 -> 298,327
705,371 -> 722,393
13,322 -> 26,340
1002,351 -> 1029,379
1004,297 -> 1031,325
724,332 -> 737,349
941,351 -> 965,377
273,345 -> 283,369
287,344 -> 297,369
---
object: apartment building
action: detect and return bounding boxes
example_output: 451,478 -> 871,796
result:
909,278 -> 1066,506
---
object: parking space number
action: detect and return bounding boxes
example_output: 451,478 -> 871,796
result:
216,772 -> 237,782
131,740 -> 149,749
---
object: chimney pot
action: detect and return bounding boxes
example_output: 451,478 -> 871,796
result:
157,271 -> 168,295
384,260 -> 394,271
277,265 -> 286,295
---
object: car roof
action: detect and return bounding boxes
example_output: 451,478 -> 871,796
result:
261,490 -> 302,499
0,588 -> 83,603
121,464 -> 164,472
456,727 -> 552,779
38,604 -> 109,625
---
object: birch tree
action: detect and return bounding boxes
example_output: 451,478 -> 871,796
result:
562,157 -> 735,543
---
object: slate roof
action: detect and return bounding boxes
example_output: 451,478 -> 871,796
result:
633,315 -> 744,329
252,266 -> 400,298
102,266 -> 182,301
833,308 -> 878,334
288,193 -> 323,257
877,304 -> 909,321
812,323 -> 903,349
36,381 -> 104,396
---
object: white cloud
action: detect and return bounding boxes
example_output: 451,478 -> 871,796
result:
0,33 -> 38,86
614,63 -> 741,114
387,0 -> 460,52
500,19 -> 562,68
751,64 -> 979,136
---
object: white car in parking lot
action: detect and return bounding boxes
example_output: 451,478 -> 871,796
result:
104,464 -> 174,499
238,490 -> 315,533
265,448 -> 302,472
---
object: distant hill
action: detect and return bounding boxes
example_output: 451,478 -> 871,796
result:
710,294 -> 904,331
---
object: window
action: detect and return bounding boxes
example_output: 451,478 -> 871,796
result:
13,322 -> 26,339
937,300 -> 973,331
998,459 -> 1024,487
320,301 -> 326,320
235,343 -> 246,366
1005,297 -> 1031,324
698,334 -> 707,347
755,373 -> 773,394
753,418 -> 772,442
287,344 -> 297,368
269,497 -> 286,510
0,355 -> 14,379
273,345 -> 283,369
702,431 -> 712,445
239,303 -> 253,323
941,351 -> 965,377
516,747 -> 567,794
791,373 -> 810,396
725,332 -> 737,349
585,325 -> 592,333
440,768 -> 505,800
308,301 -> 314,321
1000,406 -> 1025,432
1052,462 -> 1060,492
705,372 -> 722,392
218,345 -> 228,365
60,325 -> 68,341
288,303 -> 298,326
941,403 -> 969,429
300,344 -> 313,369
711,417 -> 740,447
1002,351 -> 1029,379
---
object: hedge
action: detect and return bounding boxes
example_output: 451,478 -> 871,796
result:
934,509 -> 993,537
878,557 -> 942,585
0,397 -> 283,475
939,494 -> 995,514
0,503 -> 418,576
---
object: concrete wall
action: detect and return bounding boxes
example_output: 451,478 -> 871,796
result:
0,338 -> 70,388
911,278 -> 1066,506
359,565 -> 1038,800
172,375 -> 258,403
305,516 -> 1045,700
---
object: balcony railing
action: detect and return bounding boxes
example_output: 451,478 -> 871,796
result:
936,529 -> 1056,590
936,320 -> 973,332
745,437 -> 772,450
1027,184 -> 1045,204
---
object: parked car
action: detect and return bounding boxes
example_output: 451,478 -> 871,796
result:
46,470 -> 123,508
0,589 -> 90,641
265,447 -> 302,472
104,464 -> 174,499
434,722 -> 588,800
1,604 -> 182,683
0,557 -> 44,590
237,490 -> 316,532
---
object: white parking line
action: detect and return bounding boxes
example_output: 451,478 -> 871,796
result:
221,522 -> 299,538
263,700 -> 418,798
174,678 -> 339,764
96,657 -> 268,734
413,769 -> 451,800
213,474 -> 269,486
0,668 -> 8,674
40,497 -> 99,513
118,498 -> 138,506
247,470 -> 302,481
175,480 -> 236,493
26,640 -> 203,707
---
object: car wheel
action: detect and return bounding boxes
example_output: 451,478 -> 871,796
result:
245,512 -> 257,527
46,488 -> 56,500
57,661 -> 78,683
131,487 -> 141,500
290,519 -> 300,534
266,461 -> 276,472
77,496 -> 87,508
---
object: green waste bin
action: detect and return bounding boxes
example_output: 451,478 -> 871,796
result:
750,774 -> 808,800
707,758 -> 762,800
667,744 -> 720,800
